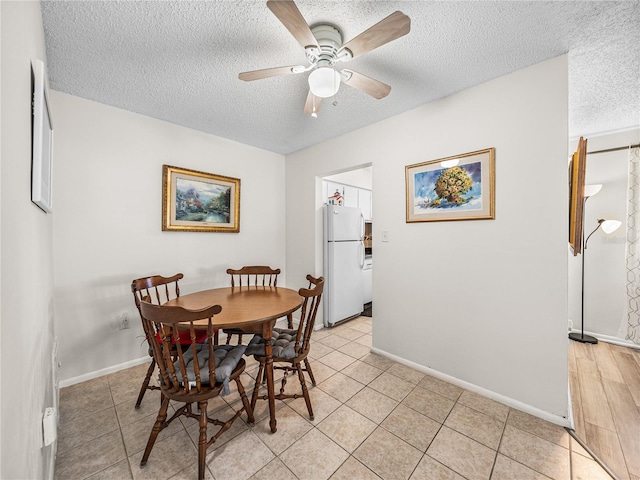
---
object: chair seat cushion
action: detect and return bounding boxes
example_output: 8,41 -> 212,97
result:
244,328 -> 300,359
172,344 -> 246,395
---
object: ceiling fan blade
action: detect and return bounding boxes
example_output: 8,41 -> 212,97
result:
341,70 -> 391,99
239,66 -> 304,82
267,0 -> 320,50
339,11 -> 410,59
303,90 -> 322,115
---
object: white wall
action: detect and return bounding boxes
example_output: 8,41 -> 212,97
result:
1,2 -> 57,478
51,92 -> 286,384
324,166 -> 373,190
568,128 -> 640,340
286,56 -> 570,422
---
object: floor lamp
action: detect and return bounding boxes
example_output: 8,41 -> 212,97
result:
569,184 -> 622,343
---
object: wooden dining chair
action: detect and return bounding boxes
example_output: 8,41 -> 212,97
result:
245,275 -> 324,420
138,298 -> 254,480
223,266 -> 292,344
131,273 -> 215,408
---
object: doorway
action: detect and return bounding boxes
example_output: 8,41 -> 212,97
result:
567,133 -> 640,479
322,166 -> 373,323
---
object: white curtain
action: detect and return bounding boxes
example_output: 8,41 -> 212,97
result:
623,146 -> 640,344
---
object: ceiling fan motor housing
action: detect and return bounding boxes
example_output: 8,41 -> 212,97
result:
307,24 -> 344,66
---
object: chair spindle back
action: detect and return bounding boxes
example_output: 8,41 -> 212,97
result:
139,299 -> 221,395
227,266 -> 281,288
131,273 -> 183,310
294,275 -> 324,356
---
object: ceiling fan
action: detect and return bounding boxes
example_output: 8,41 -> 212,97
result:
238,0 -> 411,116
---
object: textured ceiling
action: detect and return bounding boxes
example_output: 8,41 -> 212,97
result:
41,1 -> 640,155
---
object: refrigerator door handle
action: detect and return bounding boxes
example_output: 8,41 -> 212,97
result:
360,241 -> 365,269
360,213 -> 365,240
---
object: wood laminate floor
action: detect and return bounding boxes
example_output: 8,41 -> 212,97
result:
569,340 -> 640,480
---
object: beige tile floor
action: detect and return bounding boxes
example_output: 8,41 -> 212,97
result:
55,317 -> 612,480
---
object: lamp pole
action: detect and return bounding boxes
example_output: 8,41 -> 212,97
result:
569,183 -> 621,344
570,218 -> 605,344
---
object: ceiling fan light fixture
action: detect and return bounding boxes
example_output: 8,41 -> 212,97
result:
308,67 -> 341,98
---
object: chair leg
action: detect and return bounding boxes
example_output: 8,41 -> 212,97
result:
251,362 -> 265,414
197,400 -> 208,480
236,377 -> 254,424
303,358 -> 316,386
296,362 -> 314,421
140,394 -> 170,467
135,358 -> 156,408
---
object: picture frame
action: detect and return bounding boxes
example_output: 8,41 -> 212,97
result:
162,165 -> 240,232
568,137 -> 587,256
31,59 -> 54,213
405,148 -> 495,222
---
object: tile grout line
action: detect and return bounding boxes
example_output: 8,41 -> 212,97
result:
487,406 -> 511,480
107,375 -> 136,480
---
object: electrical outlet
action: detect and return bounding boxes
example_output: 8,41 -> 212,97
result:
119,313 -> 130,330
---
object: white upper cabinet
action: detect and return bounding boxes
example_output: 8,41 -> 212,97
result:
343,185 -> 358,208
359,189 -> 372,221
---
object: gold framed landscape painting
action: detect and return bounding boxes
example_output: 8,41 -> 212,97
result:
162,165 -> 240,232
406,148 -> 495,222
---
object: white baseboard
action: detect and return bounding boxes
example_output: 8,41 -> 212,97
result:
566,382 -> 575,431
371,347 -> 571,428
568,329 -> 640,350
59,356 -> 150,388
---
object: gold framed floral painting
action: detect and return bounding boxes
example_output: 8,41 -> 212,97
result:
162,165 -> 240,232
405,148 -> 495,222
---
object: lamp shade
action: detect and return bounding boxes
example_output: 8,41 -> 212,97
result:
584,184 -> 603,197
601,219 -> 622,234
308,67 -> 341,98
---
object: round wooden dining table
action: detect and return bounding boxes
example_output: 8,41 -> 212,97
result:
164,285 -> 302,433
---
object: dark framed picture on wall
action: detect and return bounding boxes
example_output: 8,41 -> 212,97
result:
162,164 -> 240,232
31,59 -> 54,213
405,148 -> 495,222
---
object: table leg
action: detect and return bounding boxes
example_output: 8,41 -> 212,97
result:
262,322 -> 277,433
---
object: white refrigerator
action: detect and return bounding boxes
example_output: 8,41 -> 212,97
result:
323,205 -> 365,327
